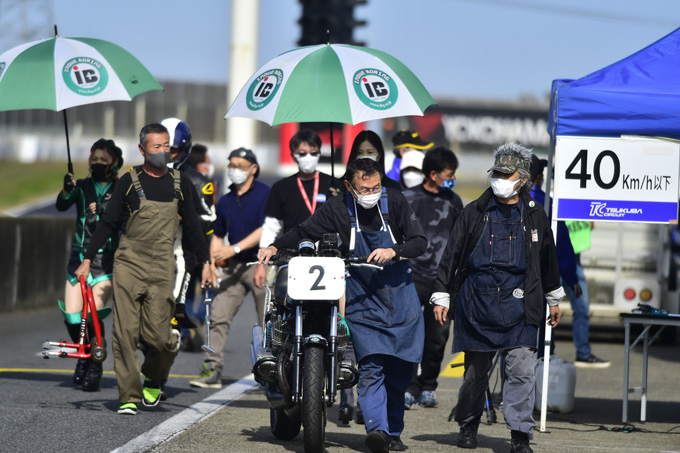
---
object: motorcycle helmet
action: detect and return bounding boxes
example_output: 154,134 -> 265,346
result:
161,117 -> 192,169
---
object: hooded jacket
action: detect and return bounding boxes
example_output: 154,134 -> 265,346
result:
434,187 -> 563,327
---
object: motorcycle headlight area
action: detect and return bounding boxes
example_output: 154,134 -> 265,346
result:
287,257 -> 346,301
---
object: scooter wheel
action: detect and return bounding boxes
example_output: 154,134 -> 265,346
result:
91,345 -> 107,363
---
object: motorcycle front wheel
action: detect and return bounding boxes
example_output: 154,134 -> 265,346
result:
303,343 -> 326,453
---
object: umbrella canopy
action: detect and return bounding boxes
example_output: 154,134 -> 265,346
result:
225,43 -> 436,126
0,36 -> 162,112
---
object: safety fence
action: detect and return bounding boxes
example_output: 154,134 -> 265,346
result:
0,217 -> 73,312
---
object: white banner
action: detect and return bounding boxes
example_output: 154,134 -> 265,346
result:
554,136 -> 680,223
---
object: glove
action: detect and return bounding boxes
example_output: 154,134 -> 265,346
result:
63,174 -> 75,193
174,303 -> 197,329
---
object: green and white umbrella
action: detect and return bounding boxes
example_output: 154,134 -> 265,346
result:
225,43 -> 436,126
0,31 -> 162,172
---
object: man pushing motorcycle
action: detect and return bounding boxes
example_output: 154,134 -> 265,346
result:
258,158 -> 426,453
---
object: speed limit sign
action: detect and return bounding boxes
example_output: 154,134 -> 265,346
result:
554,136 -> 680,223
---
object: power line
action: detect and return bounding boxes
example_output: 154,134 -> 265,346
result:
453,0 -> 678,27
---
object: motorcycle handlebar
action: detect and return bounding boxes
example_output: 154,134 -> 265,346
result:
247,254 -> 378,267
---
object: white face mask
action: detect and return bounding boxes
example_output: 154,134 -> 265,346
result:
352,188 -> 381,209
357,154 -> 378,161
402,171 -> 423,188
204,163 -> 215,179
295,153 -> 320,173
228,166 -> 251,185
490,177 -> 521,198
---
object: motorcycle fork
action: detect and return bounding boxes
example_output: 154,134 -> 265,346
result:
326,304 -> 339,405
292,305 -> 304,404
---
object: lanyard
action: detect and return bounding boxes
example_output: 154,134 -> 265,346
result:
297,171 -> 319,215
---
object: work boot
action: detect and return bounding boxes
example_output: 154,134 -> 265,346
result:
189,363 -> 223,389
365,430 -> 390,453
82,360 -> 103,392
510,430 -> 533,453
457,421 -> 479,449
389,435 -> 408,451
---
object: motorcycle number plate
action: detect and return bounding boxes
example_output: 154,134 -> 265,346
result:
287,257 -> 345,301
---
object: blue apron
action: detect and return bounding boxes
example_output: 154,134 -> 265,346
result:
344,190 -> 424,363
453,198 -> 537,353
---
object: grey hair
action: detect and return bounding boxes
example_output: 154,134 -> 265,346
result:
139,123 -> 169,148
492,142 -> 533,194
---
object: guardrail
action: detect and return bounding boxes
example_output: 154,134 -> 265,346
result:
0,217 -> 74,312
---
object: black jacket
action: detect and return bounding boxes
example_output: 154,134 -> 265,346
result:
434,187 -> 562,327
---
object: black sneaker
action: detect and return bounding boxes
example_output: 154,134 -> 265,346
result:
73,359 -> 88,386
82,360 -> 103,392
365,430 -> 390,453
510,430 -> 533,453
457,422 -> 479,449
355,407 -> 365,425
574,354 -> 611,369
389,435 -> 408,451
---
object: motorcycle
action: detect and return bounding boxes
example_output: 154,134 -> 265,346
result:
250,234 -> 379,453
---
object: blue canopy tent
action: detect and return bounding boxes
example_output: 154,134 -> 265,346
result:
537,27 -> 680,433
548,27 -> 680,141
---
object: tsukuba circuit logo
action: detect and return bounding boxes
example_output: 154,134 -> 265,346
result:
246,69 -> 284,111
62,57 -> 109,96
353,68 -> 398,110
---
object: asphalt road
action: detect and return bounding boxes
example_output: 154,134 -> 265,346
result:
0,296 -> 259,453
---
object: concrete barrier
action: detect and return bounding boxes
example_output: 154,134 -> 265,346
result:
0,217 -> 74,312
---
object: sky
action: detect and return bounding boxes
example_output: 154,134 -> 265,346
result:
4,0 -> 680,103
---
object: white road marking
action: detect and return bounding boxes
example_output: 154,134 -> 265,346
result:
111,374 -> 259,453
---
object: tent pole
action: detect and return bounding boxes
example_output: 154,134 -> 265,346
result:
63,110 -> 73,175
539,136 -> 557,433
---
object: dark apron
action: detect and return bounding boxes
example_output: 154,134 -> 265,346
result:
453,199 -> 536,353
344,190 -> 424,363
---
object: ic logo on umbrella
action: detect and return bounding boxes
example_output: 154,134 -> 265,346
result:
246,68 -> 284,111
353,68 -> 398,110
62,57 -> 109,96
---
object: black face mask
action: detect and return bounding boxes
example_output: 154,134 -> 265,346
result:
91,164 -> 110,182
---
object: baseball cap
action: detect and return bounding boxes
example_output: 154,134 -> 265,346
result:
400,150 -> 424,171
229,147 -> 260,178
392,130 -> 434,150
488,154 -> 530,174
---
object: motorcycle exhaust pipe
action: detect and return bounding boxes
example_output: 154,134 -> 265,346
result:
251,324 -> 277,384
201,288 -> 215,354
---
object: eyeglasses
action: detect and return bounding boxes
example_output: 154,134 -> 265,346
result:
352,183 -> 382,195
295,151 -> 321,157
228,163 -> 252,171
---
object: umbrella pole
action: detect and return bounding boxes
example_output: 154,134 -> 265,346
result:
63,110 -> 74,175
328,122 -> 336,183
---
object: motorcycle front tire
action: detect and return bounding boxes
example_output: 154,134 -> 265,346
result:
270,406 -> 301,440
303,343 -> 326,453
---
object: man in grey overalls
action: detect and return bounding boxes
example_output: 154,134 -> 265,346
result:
432,143 -> 565,453
77,123 -> 211,415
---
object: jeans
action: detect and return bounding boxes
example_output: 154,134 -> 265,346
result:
562,259 -> 591,360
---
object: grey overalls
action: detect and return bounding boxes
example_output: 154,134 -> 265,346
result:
111,167 -> 180,404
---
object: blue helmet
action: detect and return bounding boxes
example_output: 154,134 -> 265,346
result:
161,117 -> 193,168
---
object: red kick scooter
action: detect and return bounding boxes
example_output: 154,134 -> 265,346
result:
42,275 -> 107,363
